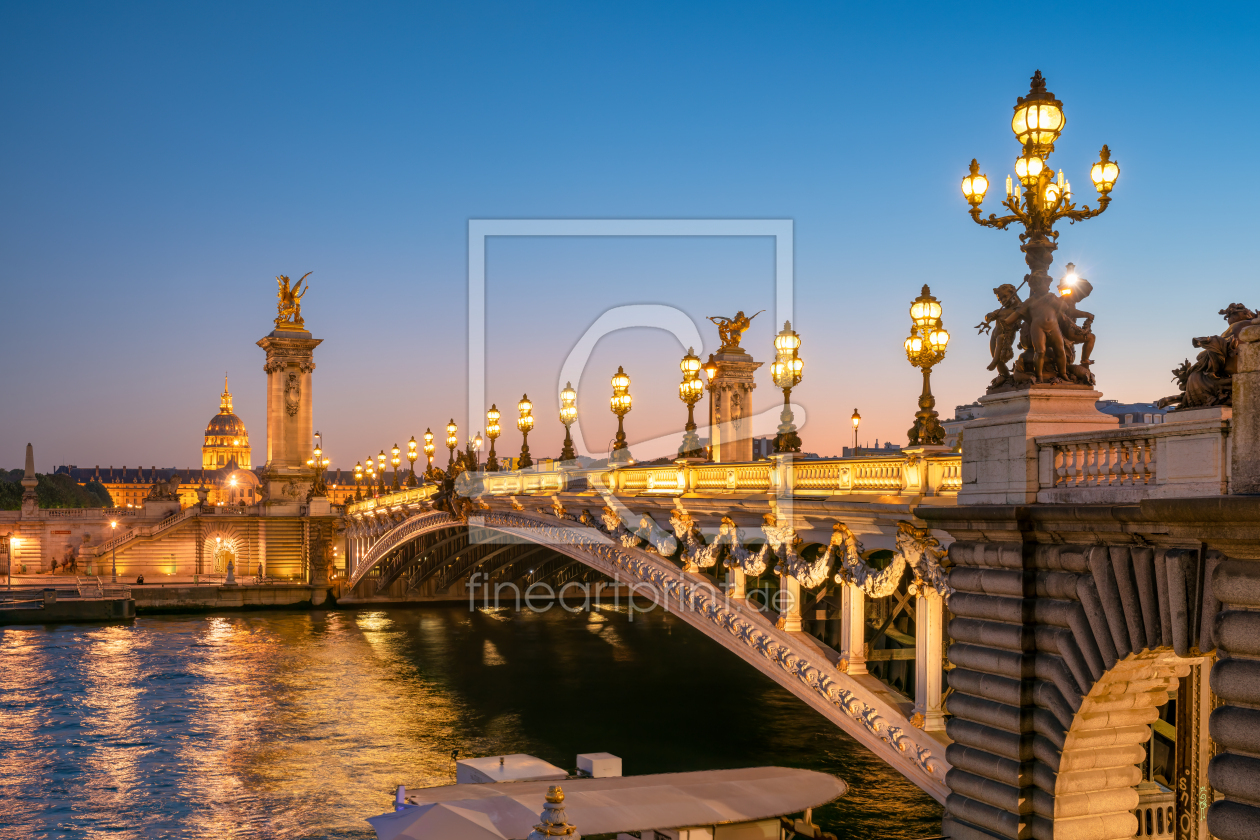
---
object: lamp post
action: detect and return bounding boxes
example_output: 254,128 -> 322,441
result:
377,451 -> 387,494
559,383 -> 578,463
485,406 -> 502,472
366,455 -> 377,497
517,395 -> 535,469
353,462 -> 363,501
469,432 -> 483,471
4,534 -> 11,589
678,348 -> 705,459
406,437 -> 418,486
963,71 -> 1118,386
609,366 -> 633,465
109,521 -> 117,583
391,444 -> 401,491
306,433 -> 330,497
851,408 -> 861,453
423,429 -> 435,478
445,420 -> 458,469
771,322 -> 804,453
904,285 -> 950,445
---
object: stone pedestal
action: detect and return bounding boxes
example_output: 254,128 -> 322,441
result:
959,387 -> 1115,505
707,349 -> 762,463
257,326 -> 323,508
1232,323 -> 1260,494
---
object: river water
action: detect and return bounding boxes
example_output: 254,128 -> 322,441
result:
0,606 -> 942,840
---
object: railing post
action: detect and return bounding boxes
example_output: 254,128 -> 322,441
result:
726,566 -> 746,599
913,586 -> 946,731
840,583 -> 867,675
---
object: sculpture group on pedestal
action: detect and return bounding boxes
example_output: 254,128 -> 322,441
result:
977,264 -> 1097,392
1160,302 -> 1260,410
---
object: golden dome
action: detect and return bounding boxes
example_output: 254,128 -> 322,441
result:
203,375 -> 252,470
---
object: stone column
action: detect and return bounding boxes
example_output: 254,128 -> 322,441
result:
1231,323 -> 1260,493
725,566 -> 746,599
959,387 -> 1115,505
913,587 -> 946,732
777,572 -> 802,631
257,325 -> 322,511
20,443 -> 38,516
706,349 -> 762,463
839,583 -> 867,675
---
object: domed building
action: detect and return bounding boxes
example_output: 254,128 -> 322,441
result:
202,376 -> 252,470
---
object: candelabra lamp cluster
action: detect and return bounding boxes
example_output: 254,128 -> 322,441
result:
677,349 -> 705,459
963,70 -> 1119,390
559,383 -> 578,462
353,461 -> 364,501
406,437 -> 418,486
771,322 -> 803,453
609,366 -> 633,465
423,429 -> 436,478
517,394 -> 534,469
377,451 -> 387,493
485,405 -> 502,471
445,420 -> 458,467
904,285 -> 950,445
306,432 -> 330,497
390,444 -> 401,491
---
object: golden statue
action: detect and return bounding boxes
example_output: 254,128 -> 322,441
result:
707,309 -> 763,350
276,272 -> 311,328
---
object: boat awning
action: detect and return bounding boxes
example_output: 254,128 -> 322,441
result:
368,766 -> 847,840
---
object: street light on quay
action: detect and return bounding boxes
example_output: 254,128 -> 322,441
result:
423,429 -> 435,477
851,408 -> 861,452
109,522 -> 117,583
559,383 -> 578,463
517,394 -> 535,469
609,366 -> 633,465
406,437 -> 418,486
905,285 -> 950,445
445,420 -> 458,468
678,348 -> 705,459
771,322 -> 803,453
485,406 -> 502,472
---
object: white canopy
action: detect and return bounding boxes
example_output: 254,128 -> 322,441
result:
369,766 -> 847,840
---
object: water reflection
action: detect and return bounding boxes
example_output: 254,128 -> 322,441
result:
0,607 -> 941,839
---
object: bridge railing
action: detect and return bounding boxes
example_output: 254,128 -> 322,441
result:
1035,406 -> 1230,503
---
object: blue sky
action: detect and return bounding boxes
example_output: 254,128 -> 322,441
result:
2,2 -> 1256,471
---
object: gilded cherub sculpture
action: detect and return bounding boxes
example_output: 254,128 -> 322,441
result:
276,272 -> 311,328
707,310 -> 764,350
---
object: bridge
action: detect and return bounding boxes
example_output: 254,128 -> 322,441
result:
342,372 -> 1260,840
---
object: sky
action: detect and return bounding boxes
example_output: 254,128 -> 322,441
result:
1,2 -> 1257,472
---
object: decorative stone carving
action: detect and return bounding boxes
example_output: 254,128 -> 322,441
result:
275,272 -> 310,329
707,310 -> 763,350
284,373 -> 301,417
633,512 -> 677,556
829,522 -> 904,598
895,521 -> 951,601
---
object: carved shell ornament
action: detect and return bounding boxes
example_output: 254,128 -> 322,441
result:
284,372 -> 301,417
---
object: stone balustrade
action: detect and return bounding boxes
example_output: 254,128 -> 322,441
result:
1036,406 -> 1232,503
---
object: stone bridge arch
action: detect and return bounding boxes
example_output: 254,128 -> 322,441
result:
346,507 -> 954,802
943,542 -> 1214,840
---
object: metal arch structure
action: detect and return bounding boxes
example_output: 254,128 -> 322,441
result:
344,506 -> 951,802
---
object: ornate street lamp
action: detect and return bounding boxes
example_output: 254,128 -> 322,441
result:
353,462 -> 363,501
470,432 -> 483,471
609,366 -> 633,465
559,382 -> 578,463
377,451 -> 387,494
702,354 -> 718,383
771,322 -> 804,453
406,437 -> 418,486
485,406 -> 502,472
963,71 -> 1118,387
390,444 -> 401,491
306,433 -> 330,497
445,420 -> 458,468
678,348 -> 705,459
851,408 -> 861,453
423,429 -> 435,478
905,285 -> 950,445
517,394 -> 535,469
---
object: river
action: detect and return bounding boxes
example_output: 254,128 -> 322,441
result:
0,606 -> 942,839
